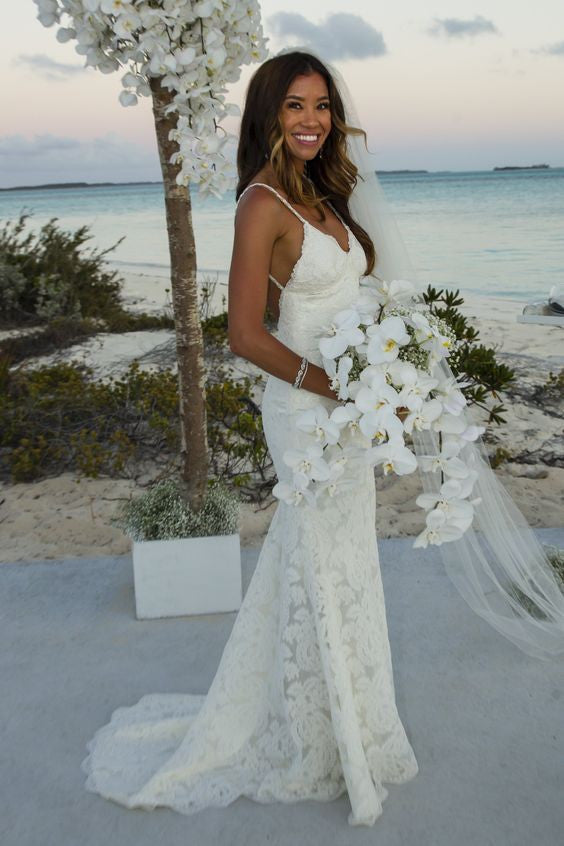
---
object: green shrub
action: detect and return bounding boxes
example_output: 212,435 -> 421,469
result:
422,285 -> 515,425
507,544 -> 564,618
0,358 -> 273,502
0,212 -> 127,327
113,477 -> 240,541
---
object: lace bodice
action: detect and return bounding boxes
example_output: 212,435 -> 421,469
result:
236,182 -> 367,367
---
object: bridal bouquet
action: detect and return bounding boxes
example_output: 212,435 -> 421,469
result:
272,277 -> 486,548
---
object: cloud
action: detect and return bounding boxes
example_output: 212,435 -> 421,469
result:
532,40 -> 564,56
13,53 -> 87,81
266,12 -> 387,61
0,132 -> 159,188
427,15 -> 499,39
0,134 -> 82,157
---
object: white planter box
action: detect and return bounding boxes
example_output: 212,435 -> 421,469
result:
132,532 -> 242,619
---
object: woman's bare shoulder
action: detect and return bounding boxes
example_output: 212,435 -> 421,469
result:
235,181 -> 286,233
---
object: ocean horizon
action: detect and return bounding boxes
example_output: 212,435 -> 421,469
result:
1,166 -> 563,302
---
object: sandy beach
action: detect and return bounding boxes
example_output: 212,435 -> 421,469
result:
1,272 -> 562,563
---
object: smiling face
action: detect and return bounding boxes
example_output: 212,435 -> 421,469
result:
279,71 -> 332,169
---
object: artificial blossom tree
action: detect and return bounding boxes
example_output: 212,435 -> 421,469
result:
33,0 -> 268,510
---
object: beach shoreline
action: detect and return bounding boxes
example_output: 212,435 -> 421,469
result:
1,274 -> 562,563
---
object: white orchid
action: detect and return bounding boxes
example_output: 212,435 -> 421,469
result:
415,492 -> 480,534
413,508 -> 465,548
402,398 -> 443,434
363,277 -> 418,307
272,479 -> 316,507
351,288 -> 379,325
460,424 -> 486,442
434,374 -> 468,415
295,406 -> 341,446
365,315 -> 410,364
33,0 -> 269,197
314,455 -> 350,499
283,444 -> 331,488
365,440 -> 418,475
394,364 -> 439,411
354,375 -> 404,442
441,470 -> 480,499
413,314 -> 454,359
329,403 -> 365,444
323,354 -> 353,400
433,413 -> 484,443
432,411 -> 468,435
318,309 -> 365,359
359,404 -> 405,443
417,452 -> 469,478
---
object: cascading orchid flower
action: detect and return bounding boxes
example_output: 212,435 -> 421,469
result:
272,275 -> 485,548
33,0 -> 269,197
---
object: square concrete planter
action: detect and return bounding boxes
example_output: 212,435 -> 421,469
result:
132,532 -> 242,619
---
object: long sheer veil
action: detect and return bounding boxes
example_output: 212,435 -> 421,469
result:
273,45 -> 564,661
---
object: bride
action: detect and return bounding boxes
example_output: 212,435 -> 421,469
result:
81,48 -> 564,828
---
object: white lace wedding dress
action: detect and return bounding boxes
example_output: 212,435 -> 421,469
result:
81,182 -> 419,827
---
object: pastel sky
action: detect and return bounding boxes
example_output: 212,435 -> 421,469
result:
1,0 -> 563,186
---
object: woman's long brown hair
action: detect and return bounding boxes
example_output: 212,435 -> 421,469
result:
236,51 -> 376,277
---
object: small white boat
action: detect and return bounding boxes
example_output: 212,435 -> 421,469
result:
517,285 -> 564,327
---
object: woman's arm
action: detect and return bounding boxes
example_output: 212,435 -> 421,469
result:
228,190 -> 338,401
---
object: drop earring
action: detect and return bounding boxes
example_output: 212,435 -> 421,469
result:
319,145 -> 324,159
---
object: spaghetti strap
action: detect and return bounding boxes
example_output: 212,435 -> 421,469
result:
238,183 -> 307,293
268,273 -> 284,291
327,201 -> 345,226
238,182 -> 308,225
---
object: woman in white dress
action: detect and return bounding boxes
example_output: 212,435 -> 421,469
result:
81,48 -> 564,828
81,49 -> 419,828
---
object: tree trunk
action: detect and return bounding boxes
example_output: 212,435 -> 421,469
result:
149,75 -> 209,513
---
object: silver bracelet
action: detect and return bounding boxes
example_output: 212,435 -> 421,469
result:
298,358 -> 309,388
293,355 -> 308,389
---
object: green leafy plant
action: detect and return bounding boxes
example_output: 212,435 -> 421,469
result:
491,446 -> 513,469
507,544 -> 564,618
0,212 -> 126,327
421,285 -> 516,424
537,368 -> 564,405
0,358 -> 274,501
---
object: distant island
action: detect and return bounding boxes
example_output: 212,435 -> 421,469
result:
493,164 -> 550,171
2,166 -> 561,192
0,180 -> 161,192
1,173 -> 434,191
376,169 -> 428,174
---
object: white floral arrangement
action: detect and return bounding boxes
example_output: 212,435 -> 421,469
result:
33,0 -> 268,198
272,278 -> 486,548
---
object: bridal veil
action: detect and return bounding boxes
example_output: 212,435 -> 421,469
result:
274,45 -> 564,661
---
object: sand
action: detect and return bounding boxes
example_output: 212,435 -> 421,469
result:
1,275 -> 562,563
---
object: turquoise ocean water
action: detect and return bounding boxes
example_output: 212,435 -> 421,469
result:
1,167 -> 562,301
